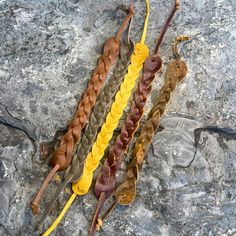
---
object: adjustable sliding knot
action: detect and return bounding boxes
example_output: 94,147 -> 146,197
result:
96,218 -> 103,231
132,43 -> 149,64
176,0 -> 180,9
30,201 -> 40,215
144,54 -> 162,75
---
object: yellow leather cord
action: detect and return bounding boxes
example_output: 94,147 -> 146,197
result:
43,1 -> 150,234
43,193 -> 76,236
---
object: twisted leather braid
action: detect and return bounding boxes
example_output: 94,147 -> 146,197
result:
30,5 -> 134,215
95,36 -> 190,231
90,1 -> 181,233
65,40 -> 135,183
39,40 -> 135,224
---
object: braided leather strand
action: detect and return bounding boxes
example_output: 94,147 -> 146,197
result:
64,40 -> 135,182
30,5 -> 134,215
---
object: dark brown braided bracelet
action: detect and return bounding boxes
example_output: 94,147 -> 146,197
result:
38,29 -> 135,225
30,5 -> 134,215
89,1 -> 180,235
95,36 -> 190,229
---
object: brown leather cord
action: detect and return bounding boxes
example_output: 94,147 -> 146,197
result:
30,5 -> 135,215
97,35 -> 190,229
90,192 -> 106,234
154,0 -> 179,54
38,36 -> 135,226
89,1 -> 181,235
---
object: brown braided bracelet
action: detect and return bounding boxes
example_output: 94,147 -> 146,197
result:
95,36 -> 190,229
89,1 -> 180,235
30,5 -> 135,215
38,30 -> 135,225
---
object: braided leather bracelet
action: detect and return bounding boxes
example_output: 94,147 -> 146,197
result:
95,36 -> 190,230
39,23 -> 135,226
40,1 -> 150,235
89,1 -> 180,234
30,5 -> 134,215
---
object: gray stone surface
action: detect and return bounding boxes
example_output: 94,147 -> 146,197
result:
0,0 -> 236,235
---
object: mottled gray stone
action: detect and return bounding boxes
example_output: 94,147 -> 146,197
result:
0,0 -> 236,235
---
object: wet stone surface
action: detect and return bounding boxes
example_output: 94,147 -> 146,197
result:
0,0 -> 236,235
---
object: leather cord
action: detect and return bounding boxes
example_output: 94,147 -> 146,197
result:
30,5 -> 135,215
90,1 -> 181,234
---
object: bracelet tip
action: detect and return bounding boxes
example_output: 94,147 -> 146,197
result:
30,201 -> 40,215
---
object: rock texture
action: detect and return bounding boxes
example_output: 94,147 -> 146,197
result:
0,0 -> 235,235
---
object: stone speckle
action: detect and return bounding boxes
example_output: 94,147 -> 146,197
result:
0,0 -> 236,235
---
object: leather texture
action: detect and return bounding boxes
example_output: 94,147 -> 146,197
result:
30,6 -> 134,215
